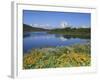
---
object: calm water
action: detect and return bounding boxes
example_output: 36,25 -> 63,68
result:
23,32 -> 89,53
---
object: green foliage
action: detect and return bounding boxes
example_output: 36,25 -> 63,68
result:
48,27 -> 90,39
23,44 -> 91,69
23,24 -> 48,32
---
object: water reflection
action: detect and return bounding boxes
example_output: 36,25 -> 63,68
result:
23,32 -> 90,53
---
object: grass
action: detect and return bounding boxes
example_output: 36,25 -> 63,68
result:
23,44 -> 91,69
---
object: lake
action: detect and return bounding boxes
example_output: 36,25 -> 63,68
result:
23,32 -> 89,53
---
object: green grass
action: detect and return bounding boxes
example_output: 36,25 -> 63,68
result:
23,44 -> 91,69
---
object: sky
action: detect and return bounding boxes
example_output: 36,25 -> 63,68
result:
23,10 -> 91,29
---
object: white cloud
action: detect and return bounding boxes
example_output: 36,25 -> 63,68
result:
32,23 -> 51,29
81,25 -> 90,28
33,24 -> 38,27
60,21 -> 69,28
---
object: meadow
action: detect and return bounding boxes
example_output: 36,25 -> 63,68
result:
23,43 -> 90,69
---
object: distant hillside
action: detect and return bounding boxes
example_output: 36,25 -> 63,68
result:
23,24 -> 90,38
23,24 -> 48,32
48,27 -> 90,38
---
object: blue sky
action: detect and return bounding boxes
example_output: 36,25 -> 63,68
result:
23,10 -> 91,29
